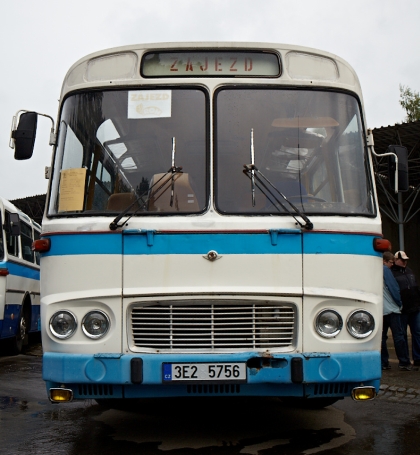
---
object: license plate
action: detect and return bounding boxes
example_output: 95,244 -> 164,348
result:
162,362 -> 247,382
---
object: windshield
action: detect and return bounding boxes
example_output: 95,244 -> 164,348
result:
49,88 -> 208,215
215,88 -> 375,216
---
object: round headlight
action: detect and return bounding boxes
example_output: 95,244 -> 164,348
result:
82,310 -> 110,339
347,310 -> 375,338
50,311 -> 77,339
315,309 -> 343,338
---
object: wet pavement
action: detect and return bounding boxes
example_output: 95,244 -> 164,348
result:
0,336 -> 419,455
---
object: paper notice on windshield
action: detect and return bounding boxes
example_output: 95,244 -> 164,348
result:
128,90 -> 172,119
58,168 -> 87,212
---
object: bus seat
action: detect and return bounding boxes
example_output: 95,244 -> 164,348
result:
148,173 -> 199,212
106,193 -> 137,211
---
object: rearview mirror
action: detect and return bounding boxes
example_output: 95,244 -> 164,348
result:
388,145 -> 409,192
11,111 -> 38,160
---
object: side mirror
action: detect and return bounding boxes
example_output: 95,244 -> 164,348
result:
11,111 -> 38,160
388,145 -> 409,192
9,213 -> 21,236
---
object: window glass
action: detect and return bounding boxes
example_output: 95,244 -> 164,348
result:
4,212 -> 19,257
49,89 -> 208,216
215,88 -> 374,216
21,222 -> 34,263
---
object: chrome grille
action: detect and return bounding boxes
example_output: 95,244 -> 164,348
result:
130,302 -> 296,350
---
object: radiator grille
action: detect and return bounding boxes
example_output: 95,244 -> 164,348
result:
130,302 -> 296,350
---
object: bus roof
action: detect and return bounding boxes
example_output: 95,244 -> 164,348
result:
61,42 -> 363,101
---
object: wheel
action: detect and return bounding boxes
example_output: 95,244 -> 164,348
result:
6,310 -> 28,355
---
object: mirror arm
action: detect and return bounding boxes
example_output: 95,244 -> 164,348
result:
9,110 -> 56,149
367,128 -> 399,194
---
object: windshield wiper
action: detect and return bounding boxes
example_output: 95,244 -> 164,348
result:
243,129 -> 313,230
243,164 -> 313,230
109,137 -> 182,230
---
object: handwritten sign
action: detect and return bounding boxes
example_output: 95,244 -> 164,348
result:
58,168 -> 87,212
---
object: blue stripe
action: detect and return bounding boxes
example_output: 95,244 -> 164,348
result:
0,261 -> 40,280
41,232 -> 380,257
124,232 -> 300,255
42,233 -> 123,257
304,232 -> 381,256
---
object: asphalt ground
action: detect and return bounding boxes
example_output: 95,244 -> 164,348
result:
379,330 -> 420,402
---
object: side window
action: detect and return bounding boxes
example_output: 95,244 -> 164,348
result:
21,222 -> 34,263
4,212 -> 19,257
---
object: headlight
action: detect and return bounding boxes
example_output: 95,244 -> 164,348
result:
50,311 -> 77,339
347,310 -> 374,338
315,309 -> 343,338
82,310 -> 110,339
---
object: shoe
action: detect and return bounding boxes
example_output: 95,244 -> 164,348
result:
382,365 -> 391,370
398,364 -> 419,371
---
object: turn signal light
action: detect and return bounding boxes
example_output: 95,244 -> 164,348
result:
32,238 -> 51,252
49,388 -> 73,403
351,386 -> 376,401
0,268 -> 9,276
373,238 -> 391,253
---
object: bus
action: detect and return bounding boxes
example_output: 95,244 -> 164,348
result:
9,42 -> 407,407
0,196 -> 41,355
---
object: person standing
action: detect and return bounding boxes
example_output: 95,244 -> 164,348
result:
381,252 -> 412,370
391,251 -> 420,368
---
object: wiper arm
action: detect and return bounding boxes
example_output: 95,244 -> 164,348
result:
109,168 -> 182,230
109,136 -> 182,230
243,164 -> 313,230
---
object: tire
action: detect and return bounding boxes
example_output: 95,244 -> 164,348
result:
7,310 -> 28,355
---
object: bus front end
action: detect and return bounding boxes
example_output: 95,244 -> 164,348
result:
28,43 -> 383,407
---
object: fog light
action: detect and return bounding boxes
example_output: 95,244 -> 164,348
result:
315,309 -> 343,338
351,386 -> 376,401
82,310 -> 110,339
49,388 -> 73,403
347,310 -> 374,338
50,311 -> 77,339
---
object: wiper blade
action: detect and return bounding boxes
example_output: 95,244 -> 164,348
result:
243,164 -> 313,230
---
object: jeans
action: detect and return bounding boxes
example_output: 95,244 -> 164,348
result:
381,313 -> 411,367
401,311 -> 420,362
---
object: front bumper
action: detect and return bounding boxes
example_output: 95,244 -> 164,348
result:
43,351 -> 381,399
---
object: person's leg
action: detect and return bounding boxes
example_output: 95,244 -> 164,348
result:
389,313 -> 411,366
407,311 -> 420,364
381,315 -> 391,368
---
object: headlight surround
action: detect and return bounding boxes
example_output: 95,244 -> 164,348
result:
315,309 -> 343,338
50,310 -> 77,339
347,310 -> 375,338
82,310 -> 110,339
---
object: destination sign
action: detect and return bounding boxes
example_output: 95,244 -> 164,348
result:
141,51 -> 280,77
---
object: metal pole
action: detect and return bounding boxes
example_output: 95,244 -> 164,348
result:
398,192 -> 405,250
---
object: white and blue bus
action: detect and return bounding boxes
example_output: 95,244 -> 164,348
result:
0,196 -> 41,354
10,42 -> 406,407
